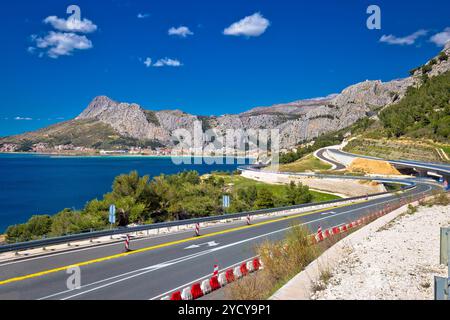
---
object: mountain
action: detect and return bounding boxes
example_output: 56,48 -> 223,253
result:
1,44 -> 449,153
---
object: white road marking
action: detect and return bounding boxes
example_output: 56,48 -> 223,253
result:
184,241 -> 219,250
37,250 -> 217,300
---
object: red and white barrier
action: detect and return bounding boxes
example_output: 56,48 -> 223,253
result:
246,261 -> 255,273
234,266 -> 242,279
225,269 -> 235,283
191,283 -> 203,299
194,223 -> 200,237
213,264 -> 219,277
218,272 -> 227,286
166,257 -> 264,300
210,276 -> 221,291
124,235 -> 130,252
181,287 -> 193,300
201,279 -> 211,294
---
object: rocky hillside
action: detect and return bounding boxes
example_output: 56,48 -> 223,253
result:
2,43 -> 449,152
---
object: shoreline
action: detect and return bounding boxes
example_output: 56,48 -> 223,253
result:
0,151 -> 256,160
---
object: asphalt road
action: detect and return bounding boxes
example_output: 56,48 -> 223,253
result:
329,149 -> 450,175
0,179 -> 436,300
315,149 -> 346,170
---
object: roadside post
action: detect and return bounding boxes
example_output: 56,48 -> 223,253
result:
435,227 -> 450,300
222,195 -> 230,209
109,205 -> 116,240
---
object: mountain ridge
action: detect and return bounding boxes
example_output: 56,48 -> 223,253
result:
2,44 -> 449,152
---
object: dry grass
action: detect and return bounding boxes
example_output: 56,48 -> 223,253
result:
0,235 -> 5,244
226,224 -> 319,300
420,191 -> 450,207
348,158 -> 401,175
226,214 -> 382,300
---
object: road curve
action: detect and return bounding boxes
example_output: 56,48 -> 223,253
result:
315,148 -> 346,170
0,175 -> 439,300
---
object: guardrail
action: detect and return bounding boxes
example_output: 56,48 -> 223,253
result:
0,181 -> 416,254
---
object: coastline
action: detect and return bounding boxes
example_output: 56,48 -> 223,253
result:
0,151 -> 255,160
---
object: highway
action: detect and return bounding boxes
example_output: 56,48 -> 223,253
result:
315,149 -> 346,170
326,149 -> 450,176
0,177 -> 437,300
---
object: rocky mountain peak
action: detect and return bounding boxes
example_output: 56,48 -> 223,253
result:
76,95 -> 118,120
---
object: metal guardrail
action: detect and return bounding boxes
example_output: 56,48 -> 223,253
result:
0,181 -> 416,254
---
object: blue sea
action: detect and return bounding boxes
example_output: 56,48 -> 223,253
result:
0,154 -> 252,232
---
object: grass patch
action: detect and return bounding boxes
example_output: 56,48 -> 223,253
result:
419,191 -> 450,207
441,145 -> 450,158
277,154 -> 332,173
407,204 -> 418,215
344,138 -> 447,163
225,224 -> 319,300
215,174 -> 341,203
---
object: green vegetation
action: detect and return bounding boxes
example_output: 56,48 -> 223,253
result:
16,140 -> 34,152
384,183 -> 402,192
441,145 -> 450,158
198,116 -> 214,131
143,111 -> 161,127
344,138 -> 445,162
439,52 -> 448,62
280,132 -> 344,164
277,154 -> 332,172
217,174 -> 339,208
5,171 -> 338,243
379,71 -> 450,142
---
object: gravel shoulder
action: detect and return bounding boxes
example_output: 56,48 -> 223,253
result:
312,204 -> 450,300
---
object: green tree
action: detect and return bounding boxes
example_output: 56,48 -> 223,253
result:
26,215 -> 52,237
254,188 -> 274,209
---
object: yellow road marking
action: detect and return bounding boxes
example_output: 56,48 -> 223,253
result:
0,200 -> 363,286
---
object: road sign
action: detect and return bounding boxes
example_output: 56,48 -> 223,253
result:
223,195 -> 230,208
109,205 -> 116,224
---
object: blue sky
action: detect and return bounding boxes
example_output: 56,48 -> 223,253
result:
0,0 -> 449,136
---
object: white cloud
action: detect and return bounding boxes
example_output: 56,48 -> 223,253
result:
14,116 -> 33,121
223,12 -> 270,37
44,16 -> 97,33
144,57 -> 152,67
137,13 -> 150,19
33,31 -> 93,58
379,29 -> 428,45
168,26 -> 194,38
430,27 -> 450,47
153,58 -> 182,67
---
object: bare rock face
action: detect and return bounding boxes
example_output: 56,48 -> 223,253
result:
70,45 -> 450,149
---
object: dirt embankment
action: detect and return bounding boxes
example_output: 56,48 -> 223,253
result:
348,158 -> 401,175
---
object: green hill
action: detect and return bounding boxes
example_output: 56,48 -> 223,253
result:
0,119 -> 162,151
